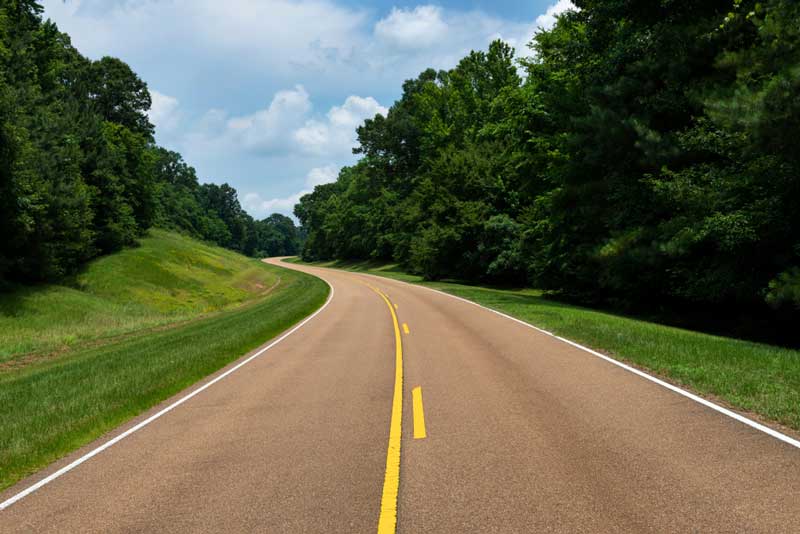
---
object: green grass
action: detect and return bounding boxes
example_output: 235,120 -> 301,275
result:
296,259 -> 800,434
0,229 -> 284,363
0,232 -> 328,490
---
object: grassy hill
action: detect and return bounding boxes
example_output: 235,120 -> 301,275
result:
0,231 -> 328,490
1,229 -> 284,363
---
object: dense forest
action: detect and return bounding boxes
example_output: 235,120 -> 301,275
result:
0,0 -> 300,285
296,0 -> 800,336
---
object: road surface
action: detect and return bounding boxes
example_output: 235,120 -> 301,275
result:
1,259 -> 798,532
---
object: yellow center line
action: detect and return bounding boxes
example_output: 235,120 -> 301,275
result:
412,387 -> 427,439
402,323 -> 410,335
362,282 -> 403,534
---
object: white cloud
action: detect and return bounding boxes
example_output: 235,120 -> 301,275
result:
488,0 -> 578,61
535,0 -> 577,31
294,95 -> 387,155
242,190 -> 308,217
364,8 -> 538,76
374,6 -> 448,49
41,0 -> 552,98
183,89 -> 383,163
305,165 -> 340,187
179,85 -> 311,160
230,85 -> 312,153
242,165 -> 340,218
41,0 -> 367,76
147,89 -> 180,132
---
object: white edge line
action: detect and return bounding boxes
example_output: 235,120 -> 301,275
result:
348,270 -> 800,450
0,277 -> 335,511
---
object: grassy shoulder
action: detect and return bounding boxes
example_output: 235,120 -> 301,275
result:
0,234 -> 328,491
1,229 -> 282,363
293,258 -> 800,434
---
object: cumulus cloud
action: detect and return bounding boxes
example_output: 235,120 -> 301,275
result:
184,88 -> 382,161
243,165 -> 341,218
305,164 -> 340,187
488,0 -> 578,61
42,0 -> 366,74
230,86 -> 312,153
41,0 -> 553,100
365,6 -> 542,76
178,85 -> 310,161
294,95 -> 387,155
535,0 -> 577,31
242,190 -> 308,217
147,89 -> 180,132
374,6 -> 448,49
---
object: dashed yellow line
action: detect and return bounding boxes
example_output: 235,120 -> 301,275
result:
412,387 -> 427,439
402,323 -> 410,335
363,283 -> 403,534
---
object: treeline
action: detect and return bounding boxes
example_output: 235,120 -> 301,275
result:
0,0 -> 298,285
296,0 -> 800,322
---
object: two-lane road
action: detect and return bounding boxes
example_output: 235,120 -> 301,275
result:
2,259 -> 798,532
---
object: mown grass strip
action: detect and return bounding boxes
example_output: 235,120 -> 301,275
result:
295,259 -> 800,433
0,266 -> 328,491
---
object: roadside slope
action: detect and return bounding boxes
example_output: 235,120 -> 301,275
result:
1,229 -> 283,363
0,233 -> 328,490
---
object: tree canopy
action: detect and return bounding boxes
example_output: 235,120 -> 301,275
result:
0,1 -> 300,285
296,0 -> 800,332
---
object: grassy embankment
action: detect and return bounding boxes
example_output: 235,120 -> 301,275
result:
0,230 -> 328,491
290,259 -> 800,434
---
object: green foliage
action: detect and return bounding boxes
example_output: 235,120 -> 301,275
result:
297,0 -> 800,326
84,56 -> 153,137
0,2 -> 298,285
767,267 -> 800,310
86,121 -> 153,252
254,213 -> 301,257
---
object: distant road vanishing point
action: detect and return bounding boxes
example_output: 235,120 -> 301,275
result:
2,258 -> 799,533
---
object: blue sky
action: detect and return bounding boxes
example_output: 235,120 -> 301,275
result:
42,0 -> 574,217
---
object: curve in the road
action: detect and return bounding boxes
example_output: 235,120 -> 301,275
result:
357,271 -> 800,452
1,258 -> 798,533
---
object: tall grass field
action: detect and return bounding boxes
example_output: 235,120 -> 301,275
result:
0,231 -> 328,491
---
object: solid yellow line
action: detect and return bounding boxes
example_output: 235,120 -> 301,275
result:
412,387 -> 427,439
394,303 -> 398,310
367,286 -> 403,534
402,323 -> 410,335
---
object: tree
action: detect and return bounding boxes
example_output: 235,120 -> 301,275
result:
84,56 -> 153,138
200,183 -> 251,252
296,1 -> 800,334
